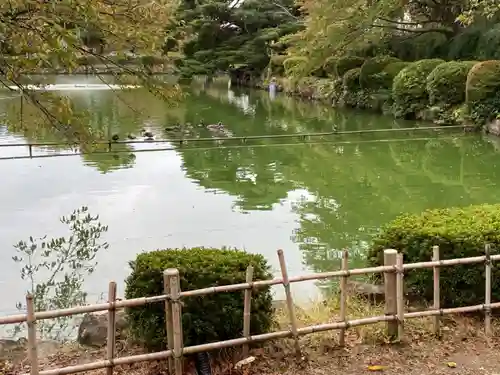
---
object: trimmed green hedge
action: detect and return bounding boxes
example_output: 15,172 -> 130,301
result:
335,56 -> 364,77
125,247 -> 273,351
392,59 -> 445,118
466,60 -> 500,124
283,56 -> 308,76
367,204 -> 500,307
380,61 -> 410,90
426,61 -> 477,106
270,55 -> 287,75
360,55 -> 400,89
342,67 -> 362,107
323,57 -> 337,76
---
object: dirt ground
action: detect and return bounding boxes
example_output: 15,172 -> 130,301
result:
4,315 -> 500,375
4,296 -> 500,375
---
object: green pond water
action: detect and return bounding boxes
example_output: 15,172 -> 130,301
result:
0,75 -> 499,314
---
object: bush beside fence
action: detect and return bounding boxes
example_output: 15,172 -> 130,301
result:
5,245 -> 500,375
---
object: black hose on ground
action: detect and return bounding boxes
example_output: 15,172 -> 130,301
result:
194,351 -> 212,375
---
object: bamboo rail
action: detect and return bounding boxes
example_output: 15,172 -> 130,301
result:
8,245 -> 500,375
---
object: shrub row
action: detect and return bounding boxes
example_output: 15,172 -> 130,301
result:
367,204 -> 500,308
273,55 -> 500,127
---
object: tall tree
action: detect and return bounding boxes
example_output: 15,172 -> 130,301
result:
177,0 -> 303,77
283,0 -> 470,76
0,0 -> 180,143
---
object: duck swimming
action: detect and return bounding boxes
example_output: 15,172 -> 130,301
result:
207,121 -> 225,131
143,130 -> 154,138
111,134 -> 119,141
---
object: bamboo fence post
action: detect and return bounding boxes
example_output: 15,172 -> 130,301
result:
432,245 -> 441,336
277,249 -> 301,359
242,265 -> 254,358
26,293 -> 39,375
484,244 -> 492,336
384,249 -> 398,339
106,282 -> 117,375
396,253 -> 404,341
339,250 -> 349,347
163,270 -> 174,373
168,269 -> 184,375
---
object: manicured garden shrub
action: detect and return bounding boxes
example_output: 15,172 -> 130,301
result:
270,55 -> 286,75
476,25 -> 500,60
392,59 -> 445,118
342,67 -> 362,107
283,56 -> 308,76
335,56 -> 364,77
323,57 -> 337,77
125,247 -> 273,351
380,61 -> 410,90
359,55 -> 400,89
426,61 -> 477,106
465,60 -> 500,124
367,204 -> 500,307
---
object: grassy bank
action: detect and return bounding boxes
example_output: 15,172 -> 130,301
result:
5,296 -> 500,375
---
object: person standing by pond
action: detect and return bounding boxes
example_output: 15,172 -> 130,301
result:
269,77 -> 277,100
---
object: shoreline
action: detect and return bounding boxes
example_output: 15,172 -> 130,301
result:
230,75 -> 500,135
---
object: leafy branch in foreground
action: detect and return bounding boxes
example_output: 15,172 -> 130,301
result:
12,206 -> 109,341
0,0 -> 182,144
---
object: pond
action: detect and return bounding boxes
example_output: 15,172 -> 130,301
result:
1,75 -> 500,316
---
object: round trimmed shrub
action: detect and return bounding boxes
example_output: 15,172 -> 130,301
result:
426,61 -> 477,106
367,204 -> 500,307
323,57 -> 337,77
466,60 -> 500,124
342,67 -> 361,91
392,59 -> 445,118
359,55 -> 400,89
283,56 -> 308,76
125,247 -> 273,351
335,56 -> 364,77
270,55 -> 286,75
466,60 -> 500,102
380,61 -> 410,90
342,68 -> 362,107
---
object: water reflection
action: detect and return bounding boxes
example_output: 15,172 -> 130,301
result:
1,79 -> 500,312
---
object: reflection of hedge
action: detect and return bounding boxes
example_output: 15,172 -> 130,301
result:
466,60 -> 500,124
360,55 -> 400,89
426,61 -> 477,106
335,56 -> 364,77
392,59 -> 444,118
367,204 -> 500,308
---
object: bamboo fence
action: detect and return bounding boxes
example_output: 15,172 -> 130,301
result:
5,245 -> 500,375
